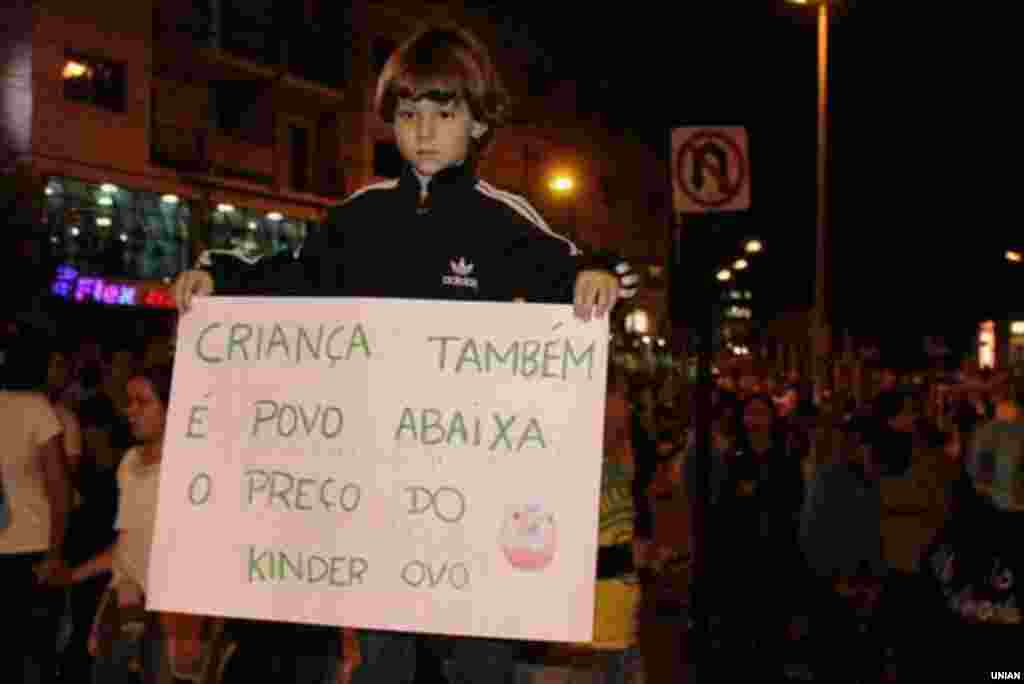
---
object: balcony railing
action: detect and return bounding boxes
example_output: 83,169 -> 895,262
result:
207,133 -> 275,186
151,123 -> 275,187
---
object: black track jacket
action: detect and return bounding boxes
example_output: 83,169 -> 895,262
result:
200,164 -> 639,304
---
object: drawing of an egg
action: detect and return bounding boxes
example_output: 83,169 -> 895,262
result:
500,504 -> 557,571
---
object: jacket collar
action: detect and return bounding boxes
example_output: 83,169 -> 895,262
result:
397,162 -> 479,211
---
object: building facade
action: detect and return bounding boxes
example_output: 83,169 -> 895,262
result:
2,0 -> 667,334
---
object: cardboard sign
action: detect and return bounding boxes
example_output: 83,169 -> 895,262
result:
147,297 -> 608,642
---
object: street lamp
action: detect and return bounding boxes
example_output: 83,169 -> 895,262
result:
1006,250 -> 1022,263
744,239 -> 763,254
549,175 -> 574,193
549,172 -> 577,242
716,268 -> 732,282
733,258 -> 748,271
788,0 -> 832,405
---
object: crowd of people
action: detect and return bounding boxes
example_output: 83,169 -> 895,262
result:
6,323 -> 1022,683
4,17 -> 1022,684
641,362 -> 1022,681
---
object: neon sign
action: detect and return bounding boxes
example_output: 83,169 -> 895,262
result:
143,288 -> 175,309
50,264 -> 175,310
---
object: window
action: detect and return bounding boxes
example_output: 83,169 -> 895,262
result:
209,81 -> 270,145
209,82 -> 250,135
220,0 -> 279,64
373,141 -> 403,179
62,51 -> 126,112
208,203 -> 308,260
44,177 -> 190,280
286,2 -> 347,89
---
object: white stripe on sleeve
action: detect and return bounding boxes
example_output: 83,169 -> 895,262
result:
476,181 -> 581,256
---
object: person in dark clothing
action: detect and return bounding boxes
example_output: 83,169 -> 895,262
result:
866,387 -> 916,478
173,23 -> 636,684
51,347 -> 124,684
918,393 -> 1024,673
630,404 -> 657,576
216,621 -> 339,684
800,414 -> 886,682
700,395 -> 809,674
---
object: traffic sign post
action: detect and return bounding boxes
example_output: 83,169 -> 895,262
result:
670,126 -> 751,672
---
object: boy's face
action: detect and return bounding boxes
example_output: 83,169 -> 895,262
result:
394,93 -> 487,177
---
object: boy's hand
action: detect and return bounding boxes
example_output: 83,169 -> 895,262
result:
172,270 -> 215,313
573,270 -> 619,322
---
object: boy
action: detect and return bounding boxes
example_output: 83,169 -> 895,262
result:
174,23 -> 637,684
175,26 -> 635,313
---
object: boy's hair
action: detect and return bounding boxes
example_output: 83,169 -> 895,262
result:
375,24 -> 508,151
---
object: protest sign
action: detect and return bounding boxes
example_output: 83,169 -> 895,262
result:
146,297 -> 608,642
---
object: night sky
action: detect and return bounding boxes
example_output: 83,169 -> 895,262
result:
487,1 -> 1004,361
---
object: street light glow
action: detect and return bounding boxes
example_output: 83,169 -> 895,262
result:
733,258 -> 749,271
1006,250 -> 1022,263
716,269 -> 732,282
62,60 -> 90,79
549,175 -> 574,193
745,239 -> 763,254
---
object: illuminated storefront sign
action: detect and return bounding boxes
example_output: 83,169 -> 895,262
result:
50,264 -> 174,310
978,320 -> 996,370
1011,321 -> 1024,366
725,305 -> 752,320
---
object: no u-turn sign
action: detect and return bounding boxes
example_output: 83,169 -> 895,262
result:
671,127 -> 751,213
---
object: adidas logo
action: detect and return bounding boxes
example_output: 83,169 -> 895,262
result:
450,258 -> 474,276
443,257 -> 479,289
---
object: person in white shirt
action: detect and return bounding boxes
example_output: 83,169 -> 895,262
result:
1,342 -> 72,684
71,364 -> 210,683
